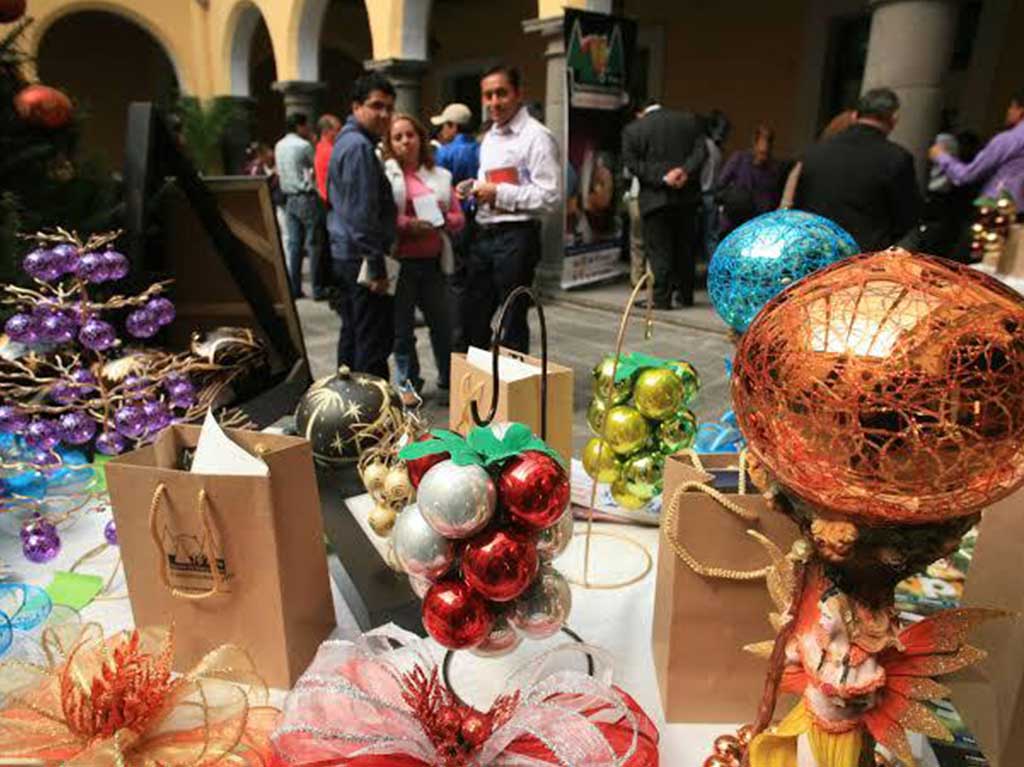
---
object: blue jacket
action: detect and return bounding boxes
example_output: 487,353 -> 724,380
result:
435,133 -> 480,186
327,116 -> 396,279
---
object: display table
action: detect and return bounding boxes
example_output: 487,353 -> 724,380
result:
0,494 -> 940,766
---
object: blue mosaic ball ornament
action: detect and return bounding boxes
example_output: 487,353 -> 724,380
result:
708,210 -> 859,333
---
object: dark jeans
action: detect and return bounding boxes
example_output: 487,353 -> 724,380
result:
464,221 -> 541,353
284,193 -> 324,298
393,258 -> 451,390
643,204 -> 699,306
332,259 -> 393,380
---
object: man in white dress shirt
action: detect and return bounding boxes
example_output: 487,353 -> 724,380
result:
457,64 -> 560,353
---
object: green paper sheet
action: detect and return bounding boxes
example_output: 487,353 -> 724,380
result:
46,571 -> 104,610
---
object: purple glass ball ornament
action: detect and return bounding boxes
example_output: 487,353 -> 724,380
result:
125,309 -> 158,339
32,448 -> 60,468
71,367 -> 97,387
113,404 -> 146,438
26,419 -> 60,450
142,399 -> 172,434
168,380 -> 196,409
0,405 -> 29,434
79,318 -> 117,351
51,243 -> 80,276
101,250 -> 129,281
95,431 -> 126,455
104,519 -> 117,546
59,411 -> 97,445
75,252 -> 108,283
22,249 -> 53,279
4,313 -> 37,343
37,312 -> 75,344
146,297 -> 175,327
23,525 -> 61,564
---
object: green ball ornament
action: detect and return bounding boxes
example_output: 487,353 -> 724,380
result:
633,368 -> 685,420
603,405 -> 650,456
659,409 -> 698,454
622,450 -> 664,501
582,437 -> 622,483
669,361 -> 701,405
592,356 -> 634,405
587,397 -> 608,436
611,478 -> 648,510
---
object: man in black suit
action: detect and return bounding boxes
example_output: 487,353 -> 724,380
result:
623,101 -> 706,308
795,88 -> 922,252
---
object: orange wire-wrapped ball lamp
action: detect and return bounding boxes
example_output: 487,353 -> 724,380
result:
732,249 -> 1024,523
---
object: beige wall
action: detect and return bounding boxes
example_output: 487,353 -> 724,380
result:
624,0 -> 808,160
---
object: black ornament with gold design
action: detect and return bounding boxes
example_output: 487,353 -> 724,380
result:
294,365 -> 402,466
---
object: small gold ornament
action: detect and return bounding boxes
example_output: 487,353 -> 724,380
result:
668,360 -> 701,404
659,409 -> 698,454
383,465 -> 412,501
592,356 -> 634,404
362,460 -> 389,493
633,368 -> 684,420
621,450 -> 664,501
586,397 -> 608,435
368,503 -> 398,536
603,405 -> 649,456
611,478 -> 647,509
582,438 -> 622,483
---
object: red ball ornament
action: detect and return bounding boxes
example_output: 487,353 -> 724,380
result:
422,580 -> 492,649
498,451 -> 570,530
406,433 -> 449,489
0,0 -> 26,23
462,527 -> 538,602
14,85 -> 72,130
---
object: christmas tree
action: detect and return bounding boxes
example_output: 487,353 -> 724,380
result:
0,12 -> 117,290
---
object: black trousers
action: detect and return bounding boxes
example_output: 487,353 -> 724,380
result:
643,203 -> 699,306
464,221 -> 541,354
332,259 -> 394,380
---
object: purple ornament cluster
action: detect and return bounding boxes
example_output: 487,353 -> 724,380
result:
22,245 -> 128,284
21,515 -> 60,564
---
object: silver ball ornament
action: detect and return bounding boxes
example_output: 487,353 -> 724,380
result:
536,508 -> 574,561
510,565 -> 572,639
392,505 -> 455,579
408,573 -> 434,599
416,460 -> 497,539
471,611 -> 523,657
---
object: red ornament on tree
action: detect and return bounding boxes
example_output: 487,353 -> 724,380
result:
422,580 -> 493,649
14,85 -> 73,130
0,0 -> 26,23
462,527 -> 538,602
406,433 -> 449,489
498,451 -> 570,530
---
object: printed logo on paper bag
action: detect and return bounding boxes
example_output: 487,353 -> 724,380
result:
161,526 -> 231,592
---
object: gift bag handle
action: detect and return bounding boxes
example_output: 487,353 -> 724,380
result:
148,483 -> 226,600
662,478 -> 770,581
677,448 -> 749,495
470,286 -> 549,440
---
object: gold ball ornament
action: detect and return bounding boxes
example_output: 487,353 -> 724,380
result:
592,356 -> 634,404
383,465 -> 413,501
659,409 -> 698,454
622,450 -> 664,501
603,405 -> 649,456
582,438 -> 622,483
611,478 -> 648,510
633,368 -> 685,420
361,460 -> 388,494
669,360 -> 701,404
587,397 -> 608,435
368,503 -> 397,536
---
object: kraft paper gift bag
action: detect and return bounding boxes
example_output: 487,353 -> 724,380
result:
105,423 -> 336,688
652,452 -> 801,723
449,346 -> 574,464
947,488 -> 1024,767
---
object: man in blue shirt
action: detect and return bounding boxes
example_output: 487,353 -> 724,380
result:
327,72 -> 397,378
431,103 -> 480,353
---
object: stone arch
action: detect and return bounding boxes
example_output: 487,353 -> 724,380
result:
223,0 -> 272,98
28,1 -> 189,93
293,0 -> 331,82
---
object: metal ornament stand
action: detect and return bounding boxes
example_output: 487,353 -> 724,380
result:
568,273 -> 655,590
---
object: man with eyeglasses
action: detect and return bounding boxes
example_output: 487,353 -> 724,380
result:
327,72 -> 397,378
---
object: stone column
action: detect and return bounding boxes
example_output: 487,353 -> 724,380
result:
523,15 -> 567,297
364,58 -> 428,116
271,80 -> 326,121
861,0 -> 958,179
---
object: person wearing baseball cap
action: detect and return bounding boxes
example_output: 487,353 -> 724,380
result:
433,102 -> 480,354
